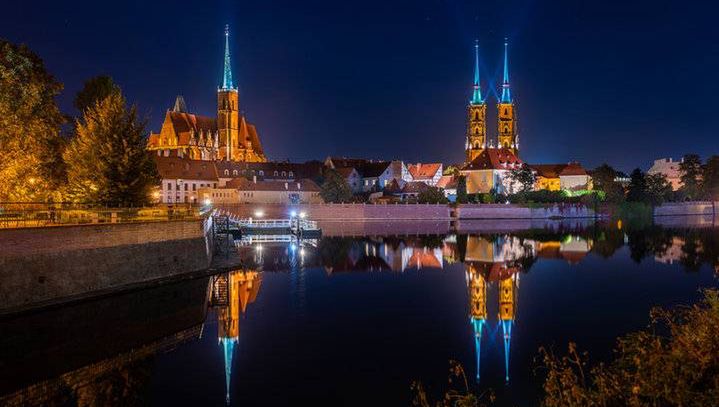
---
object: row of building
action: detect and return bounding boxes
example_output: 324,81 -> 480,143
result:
147,27 -> 681,206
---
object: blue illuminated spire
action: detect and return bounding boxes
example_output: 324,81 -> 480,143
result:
501,319 -> 512,383
471,40 -> 483,104
222,24 -> 235,90
222,337 -> 237,404
471,318 -> 486,382
500,38 -> 512,103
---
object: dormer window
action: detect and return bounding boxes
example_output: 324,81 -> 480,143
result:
224,169 -> 229,176
274,171 -> 279,177
233,170 -> 238,176
288,171 -> 293,177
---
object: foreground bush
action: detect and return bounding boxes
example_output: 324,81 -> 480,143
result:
538,289 -> 719,407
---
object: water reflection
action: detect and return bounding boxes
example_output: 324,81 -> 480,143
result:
209,270 -> 262,404
1,222 -> 718,405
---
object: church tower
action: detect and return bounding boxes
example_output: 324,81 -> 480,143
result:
497,39 -> 518,153
498,273 -> 517,383
466,40 -> 487,163
218,24 -> 240,161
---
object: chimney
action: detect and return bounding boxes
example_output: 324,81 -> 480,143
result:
253,175 -> 257,184
284,182 -> 288,190
297,182 -> 301,190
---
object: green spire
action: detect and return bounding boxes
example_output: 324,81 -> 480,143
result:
471,40 -> 483,104
222,25 -> 235,90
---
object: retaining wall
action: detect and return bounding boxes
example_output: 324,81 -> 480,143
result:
455,204 -> 595,219
654,201 -> 717,217
218,203 -> 451,220
0,220 -> 212,314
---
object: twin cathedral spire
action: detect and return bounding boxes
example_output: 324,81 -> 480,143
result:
465,38 -> 518,163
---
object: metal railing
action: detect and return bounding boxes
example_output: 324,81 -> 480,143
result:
0,202 -> 205,229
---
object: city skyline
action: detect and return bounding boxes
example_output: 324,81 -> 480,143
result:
2,0 -> 718,171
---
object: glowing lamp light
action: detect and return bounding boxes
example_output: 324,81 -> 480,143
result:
290,210 -> 297,218
299,212 -> 307,219
254,210 -> 264,218
204,199 -> 212,206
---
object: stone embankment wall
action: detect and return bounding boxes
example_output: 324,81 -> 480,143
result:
219,203 -> 451,220
218,203 -> 595,220
455,204 -> 595,219
0,220 -> 211,314
654,202 -> 717,217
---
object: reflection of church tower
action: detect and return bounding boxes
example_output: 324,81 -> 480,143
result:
497,39 -> 518,154
498,273 -> 518,383
466,40 -> 487,163
213,270 -> 262,404
466,263 -> 488,382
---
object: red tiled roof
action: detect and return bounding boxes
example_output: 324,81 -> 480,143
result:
401,181 -> 432,194
530,162 -> 588,178
463,148 -> 523,171
154,156 -> 218,181
408,163 -> 442,180
168,111 -> 217,145
336,167 -> 358,178
436,175 -> 458,189
559,162 -> 588,176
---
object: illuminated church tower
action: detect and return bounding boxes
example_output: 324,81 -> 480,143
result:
466,40 -> 487,163
497,39 -> 518,153
217,25 -> 266,162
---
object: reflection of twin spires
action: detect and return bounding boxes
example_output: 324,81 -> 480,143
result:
211,270 -> 262,404
464,236 -> 521,384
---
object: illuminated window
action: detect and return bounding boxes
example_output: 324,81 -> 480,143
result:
224,169 -> 229,176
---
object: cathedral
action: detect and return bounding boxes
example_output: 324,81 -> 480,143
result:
465,38 -> 518,161
461,39 -> 522,194
147,25 -> 266,163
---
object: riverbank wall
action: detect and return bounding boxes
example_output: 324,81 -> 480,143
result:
218,203 -> 595,220
0,219 -> 212,314
654,201 -> 717,217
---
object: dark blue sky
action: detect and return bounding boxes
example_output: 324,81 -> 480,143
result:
3,0 -> 718,170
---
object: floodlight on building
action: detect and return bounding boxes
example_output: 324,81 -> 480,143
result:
290,210 -> 297,218
299,212 -> 307,219
254,210 -> 264,218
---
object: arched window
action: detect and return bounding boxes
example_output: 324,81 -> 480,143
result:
504,108 -> 508,115
224,169 -> 229,176
259,170 -> 264,176
274,171 -> 279,176
282,171 -> 287,177
233,170 -> 238,176
288,171 -> 293,177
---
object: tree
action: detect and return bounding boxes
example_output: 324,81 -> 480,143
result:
64,91 -> 157,205
456,175 -> 468,204
626,168 -> 648,203
320,169 -> 353,203
701,155 -> 719,200
0,40 -> 66,201
591,164 -> 625,203
74,75 -> 120,113
679,153 -> 702,200
417,186 -> 448,204
645,173 -> 672,205
506,165 -> 536,193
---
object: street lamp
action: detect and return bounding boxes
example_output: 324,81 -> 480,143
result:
254,210 -> 264,218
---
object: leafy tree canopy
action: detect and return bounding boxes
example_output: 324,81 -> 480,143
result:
0,39 -> 66,201
64,91 -> 157,206
320,169 -> 353,203
74,75 -> 120,113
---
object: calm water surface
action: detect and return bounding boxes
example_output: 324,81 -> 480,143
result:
1,221 -> 717,406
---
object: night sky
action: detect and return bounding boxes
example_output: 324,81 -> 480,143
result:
3,0 -> 718,171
